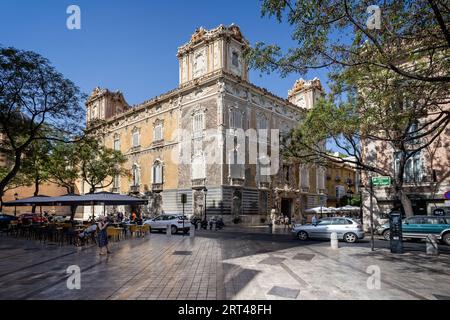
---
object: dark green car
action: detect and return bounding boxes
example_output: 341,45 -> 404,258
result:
376,215 -> 450,245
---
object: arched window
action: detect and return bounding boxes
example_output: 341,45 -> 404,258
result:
152,161 -> 163,184
132,164 -> 140,186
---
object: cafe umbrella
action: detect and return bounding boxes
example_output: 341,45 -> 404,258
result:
4,192 -> 148,220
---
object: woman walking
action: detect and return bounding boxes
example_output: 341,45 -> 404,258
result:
97,216 -> 111,255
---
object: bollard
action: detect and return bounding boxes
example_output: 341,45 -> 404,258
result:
426,234 -> 439,255
166,224 -> 171,236
330,232 -> 339,249
189,224 -> 195,237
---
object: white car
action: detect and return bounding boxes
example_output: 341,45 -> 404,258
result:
143,214 -> 190,234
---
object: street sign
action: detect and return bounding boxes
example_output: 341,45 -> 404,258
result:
445,191 -> 450,199
180,193 -> 187,204
372,176 -> 391,186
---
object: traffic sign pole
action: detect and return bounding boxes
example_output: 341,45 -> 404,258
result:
370,179 -> 374,251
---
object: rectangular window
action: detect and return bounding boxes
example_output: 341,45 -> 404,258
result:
113,138 -> 120,151
113,175 -> 119,189
132,132 -> 140,147
154,125 -> 163,141
394,151 -> 422,183
300,166 -> 309,188
229,110 -> 242,129
193,113 -> 204,138
153,165 -> 163,184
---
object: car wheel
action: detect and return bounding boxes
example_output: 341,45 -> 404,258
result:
442,233 -> 450,246
171,225 -> 178,234
382,230 -> 390,241
344,232 -> 357,243
297,231 -> 308,241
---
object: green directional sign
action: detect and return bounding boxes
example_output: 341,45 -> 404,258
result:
372,176 -> 391,186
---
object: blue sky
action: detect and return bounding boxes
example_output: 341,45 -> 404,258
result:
0,0 -> 330,107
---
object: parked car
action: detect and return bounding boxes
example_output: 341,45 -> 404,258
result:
376,215 -> 450,245
143,214 -> 190,234
292,217 -> 365,243
17,213 -> 48,225
0,213 -> 18,229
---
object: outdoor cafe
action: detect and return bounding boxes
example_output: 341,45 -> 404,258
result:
1,192 -> 149,246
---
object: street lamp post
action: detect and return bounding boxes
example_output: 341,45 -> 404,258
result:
203,187 -> 208,222
14,192 -> 19,216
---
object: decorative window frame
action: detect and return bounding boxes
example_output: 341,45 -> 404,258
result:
131,126 -> 141,148
131,163 -> 141,187
113,133 -> 121,151
152,159 -> 164,184
153,118 -> 164,142
228,104 -> 245,130
191,105 -> 207,138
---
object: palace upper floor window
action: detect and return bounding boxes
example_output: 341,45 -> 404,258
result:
229,109 -> 243,129
231,51 -> 239,68
154,124 -> 163,141
152,160 -> 163,184
132,128 -> 140,147
257,115 -> 268,130
113,134 -> 120,151
131,164 -> 141,186
300,165 -> 309,188
193,112 -> 204,138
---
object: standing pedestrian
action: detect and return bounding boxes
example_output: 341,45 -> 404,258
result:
284,215 -> 289,230
312,214 -> 318,226
97,216 -> 111,255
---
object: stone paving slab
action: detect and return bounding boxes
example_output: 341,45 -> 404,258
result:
0,230 -> 449,300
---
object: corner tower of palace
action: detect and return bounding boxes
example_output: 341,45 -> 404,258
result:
81,24 -> 325,223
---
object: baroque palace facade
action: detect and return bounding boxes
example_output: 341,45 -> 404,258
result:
81,24 -> 326,223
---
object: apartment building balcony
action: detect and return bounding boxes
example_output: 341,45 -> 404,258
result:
191,178 -> 206,189
152,183 -> 163,192
317,188 -> 326,195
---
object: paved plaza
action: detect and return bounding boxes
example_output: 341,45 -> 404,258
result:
0,227 -> 449,300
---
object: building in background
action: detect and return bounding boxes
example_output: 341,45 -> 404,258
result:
80,24 -> 326,223
325,153 -> 359,208
361,119 -> 450,227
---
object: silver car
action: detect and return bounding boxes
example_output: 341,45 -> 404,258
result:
292,217 -> 365,243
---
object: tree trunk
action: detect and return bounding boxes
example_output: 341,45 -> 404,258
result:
31,176 -> 40,214
399,190 -> 414,217
69,205 -> 77,222
0,149 -> 23,204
